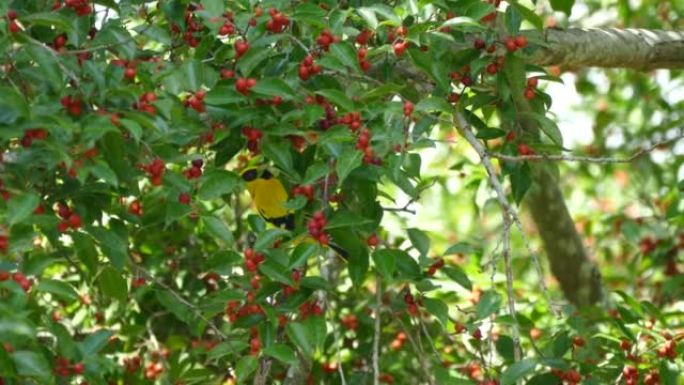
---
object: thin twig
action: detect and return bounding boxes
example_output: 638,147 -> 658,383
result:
455,112 -> 562,319
502,219 -> 522,361
489,134 -> 683,164
373,276 -> 382,385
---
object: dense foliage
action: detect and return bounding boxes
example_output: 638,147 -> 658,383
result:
0,0 -> 681,384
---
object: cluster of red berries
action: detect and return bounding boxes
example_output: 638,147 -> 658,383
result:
56,203 -> 82,233
184,158 -> 204,180
357,47 -> 371,72
265,8 -> 289,33
128,200 -> 143,216
111,59 -> 138,80
60,95 -> 83,117
234,39 -> 249,59
644,370 -> 661,385
340,314 -> 359,330
389,331 -> 408,350
426,258 -> 445,276
356,30 -> 373,45
307,211 -> 330,245
657,336 -> 677,360
298,300 -> 323,320
550,369 -> 582,384
315,99 -> 337,130
403,101 -> 414,117
339,111 -> 363,132
225,299 -> 263,323
316,29 -> 339,51
241,126 -> 263,154
0,235 -> 8,254
486,56 -> 506,75
135,92 -> 157,115
235,77 -> 257,95
123,356 -> 141,373
404,292 -> 420,316
21,128 -> 48,148
144,360 -> 164,380
622,366 -> 639,385
367,233 -> 379,247
298,55 -> 322,81
181,4 -> 204,47
505,35 -> 528,52
517,142 -> 534,156
62,0 -> 92,16
243,247 -> 265,273
6,11 -> 19,34
393,39 -> 409,56
524,77 -> 539,100
250,329 -> 261,355
293,184 -> 315,201
218,16 -> 235,36
356,128 -> 381,165
54,357 -> 84,377
0,271 -> 33,292
141,158 -> 165,186
184,89 -> 206,113
450,65 -> 473,87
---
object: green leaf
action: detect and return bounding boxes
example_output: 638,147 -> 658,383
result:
199,170 -> 241,200
496,335 -> 515,361
80,329 -> 114,356
509,1 -> 544,31
550,0 -> 575,16
200,0 -> 223,16
251,78 -> 296,99
501,358 -> 538,385
511,163 -> 532,204
521,112 -> 563,146
26,45 -> 62,89
89,161 -> 119,187
372,249 -> 397,280
204,86 -> 244,105
119,118 -> 142,142
393,249 -> 422,279
423,297 -> 449,325
235,356 -> 258,383
35,279 -> 78,302
357,7 -> 378,29
552,332 -> 572,357
261,138 -> 293,172
329,41 -> 360,72
202,216 -> 234,245
237,47 -> 271,77
444,242 -> 476,255
326,211 -> 373,230
12,351 -> 51,380
440,16 -> 486,31
416,97 -> 453,115
407,228 -> 430,256
98,266 -> 127,302
263,344 -> 297,365
315,89 -> 355,112
259,261 -> 293,285
88,227 -> 128,270
476,290 -> 502,319
286,322 -> 314,357
22,12 -> 74,32
442,266 -> 472,290
7,191 -> 39,227
336,148 -> 363,185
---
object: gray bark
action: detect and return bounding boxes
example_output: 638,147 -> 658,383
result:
527,28 -> 684,70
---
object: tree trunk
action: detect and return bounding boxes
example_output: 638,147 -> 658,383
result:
525,167 -> 603,306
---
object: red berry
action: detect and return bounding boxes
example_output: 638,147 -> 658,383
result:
486,63 -> 498,75
514,35 -> 528,48
473,38 -> 486,49
220,69 -> 235,79
527,77 -> 539,88
524,88 -> 535,100
505,38 -> 517,52
124,67 -> 136,80
68,213 -> 82,229
178,192 -> 191,205
403,101 -> 414,117
7,10 -> 17,20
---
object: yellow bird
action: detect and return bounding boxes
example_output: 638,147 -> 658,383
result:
241,167 -> 295,229
240,167 -> 348,259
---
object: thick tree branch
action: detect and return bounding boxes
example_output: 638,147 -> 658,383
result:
528,28 -> 684,70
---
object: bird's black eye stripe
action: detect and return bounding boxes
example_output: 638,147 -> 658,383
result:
261,169 -> 273,180
242,169 -> 258,182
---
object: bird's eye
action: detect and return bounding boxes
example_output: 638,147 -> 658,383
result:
261,169 -> 273,180
241,169 -> 258,182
